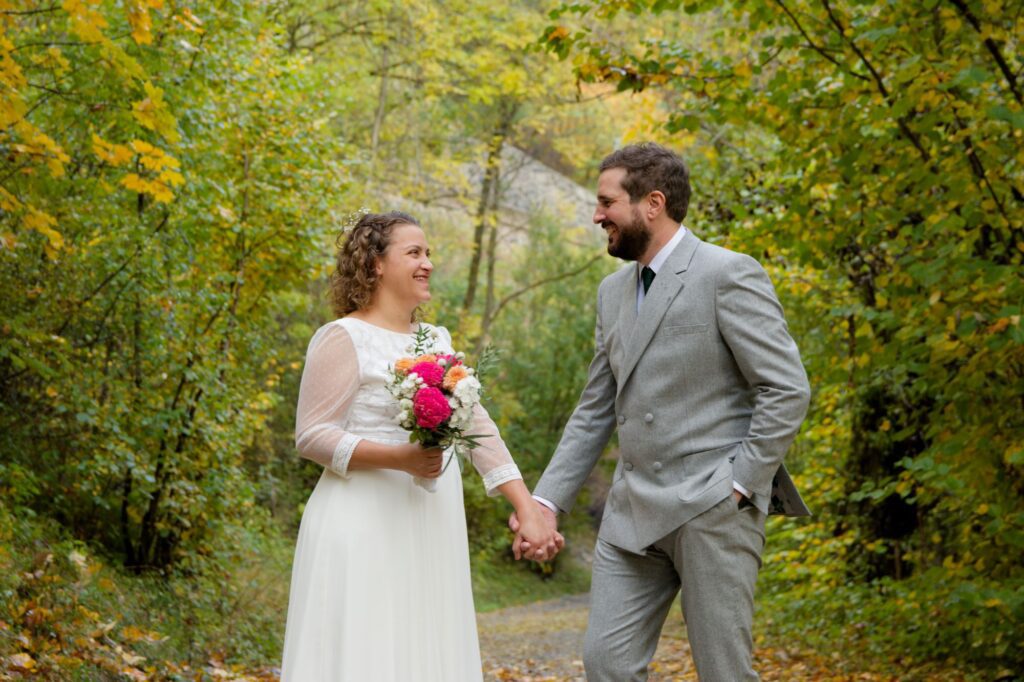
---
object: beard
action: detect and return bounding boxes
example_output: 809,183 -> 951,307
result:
605,207 -> 651,261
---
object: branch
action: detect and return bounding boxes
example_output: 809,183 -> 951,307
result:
2,5 -> 60,16
55,211 -> 170,336
820,0 -> 931,162
772,0 -> 868,81
948,0 -> 1022,105
489,253 -> 605,324
11,40 -> 102,52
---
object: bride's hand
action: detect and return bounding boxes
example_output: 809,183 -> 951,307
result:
393,444 -> 444,478
514,506 -> 563,562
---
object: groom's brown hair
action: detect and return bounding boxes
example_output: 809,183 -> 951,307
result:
599,143 -> 691,222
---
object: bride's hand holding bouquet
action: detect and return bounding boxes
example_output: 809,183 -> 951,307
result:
386,326 -> 487,491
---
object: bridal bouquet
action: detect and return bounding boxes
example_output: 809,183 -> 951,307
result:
386,326 -> 485,491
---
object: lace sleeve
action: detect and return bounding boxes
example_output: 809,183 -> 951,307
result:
467,403 -> 523,496
431,325 -> 522,495
294,323 -> 363,477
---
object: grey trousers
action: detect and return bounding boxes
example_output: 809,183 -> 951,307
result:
582,494 -> 767,681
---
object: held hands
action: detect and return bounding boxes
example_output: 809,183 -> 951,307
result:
508,502 -> 563,562
395,443 -> 444,478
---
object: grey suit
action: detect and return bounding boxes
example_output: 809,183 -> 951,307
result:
534,231 -> 810,680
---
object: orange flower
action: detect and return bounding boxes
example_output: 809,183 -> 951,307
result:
443,365 -> 468,392
413,354 -> 437,365
395,357 -> 416,374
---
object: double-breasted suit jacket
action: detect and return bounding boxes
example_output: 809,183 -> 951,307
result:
535,231 -> 811,554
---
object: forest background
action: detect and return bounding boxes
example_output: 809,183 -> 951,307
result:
0,0 -> 1021,679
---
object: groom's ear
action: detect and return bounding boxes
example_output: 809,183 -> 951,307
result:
645,190 -> 667,219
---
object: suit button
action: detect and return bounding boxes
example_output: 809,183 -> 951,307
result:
618,415 -> 626,425
624,462 -> 634,471
644,413 -> 654,423
653,461 -> 662,471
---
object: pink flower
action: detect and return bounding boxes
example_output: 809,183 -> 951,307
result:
437,353 -> 462,367
413,387 -> 452,429
409,361 -> 445,388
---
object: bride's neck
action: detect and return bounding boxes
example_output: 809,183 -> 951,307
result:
348,302 -> 415,333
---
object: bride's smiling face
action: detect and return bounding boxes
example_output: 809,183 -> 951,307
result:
376,222 -> 433,306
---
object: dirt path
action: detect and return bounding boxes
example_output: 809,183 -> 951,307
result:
476,593 -> 957,681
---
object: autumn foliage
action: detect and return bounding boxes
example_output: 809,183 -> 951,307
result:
1,0 -> 1022,678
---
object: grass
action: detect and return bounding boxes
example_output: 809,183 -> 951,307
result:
471,551 -> 591,613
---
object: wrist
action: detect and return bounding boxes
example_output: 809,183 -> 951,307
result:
388,443 -> 411,472
514,501 -> 543,522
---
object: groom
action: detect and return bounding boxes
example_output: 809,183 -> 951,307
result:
512,143 -> 811,681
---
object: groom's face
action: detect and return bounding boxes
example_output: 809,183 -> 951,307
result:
594,168 -> 651,262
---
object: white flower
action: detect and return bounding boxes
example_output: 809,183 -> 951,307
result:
454,376 -> 481,405
450,407 -> 473,431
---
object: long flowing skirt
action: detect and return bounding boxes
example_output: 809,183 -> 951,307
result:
280,460 -> 482,681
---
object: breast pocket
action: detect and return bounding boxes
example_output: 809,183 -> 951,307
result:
661,323 -> 709,336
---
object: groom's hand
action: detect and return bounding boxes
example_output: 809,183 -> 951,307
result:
509,503 -> 562,561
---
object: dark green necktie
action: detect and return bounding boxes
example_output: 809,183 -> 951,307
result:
641,266 -> 656,294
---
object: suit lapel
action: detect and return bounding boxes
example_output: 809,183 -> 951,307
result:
616,231 -> 702,398
617,264 -> 638,343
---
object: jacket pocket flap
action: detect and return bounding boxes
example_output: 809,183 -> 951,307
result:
662,323 -> 709,336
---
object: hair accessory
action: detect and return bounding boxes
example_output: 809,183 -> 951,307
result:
339,207 -> 372,236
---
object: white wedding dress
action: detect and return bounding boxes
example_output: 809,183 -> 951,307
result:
280,317 -> 522,681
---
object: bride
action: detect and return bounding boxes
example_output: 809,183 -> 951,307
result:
280,211 -> 563,681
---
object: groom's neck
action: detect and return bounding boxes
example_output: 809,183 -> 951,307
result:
637,219 -> 682,266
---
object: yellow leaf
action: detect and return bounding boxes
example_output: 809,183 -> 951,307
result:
121,173 -> 148,193
174,7 -> 204,34
0,94 -> 27,129
547,26 -> 569,41
22,209 -> 63,252
47,157 -> 65,177
131,82 -> 179,141
8,653 -> 35,670
92,134 -> 134,166
0,186 -> 22,211
47,47 -> 71,74
158,168 -> 184,187
130,138 -> 155,155
63,0 -> 109,42
121,625 -> 150,642
976,503 -> 989,515
150,182 -> 174,203
127,0 -> 154,45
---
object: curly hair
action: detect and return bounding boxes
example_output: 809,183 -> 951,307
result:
329,211 -> 420,317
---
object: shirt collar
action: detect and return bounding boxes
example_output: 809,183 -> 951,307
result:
639,225 -> 686,279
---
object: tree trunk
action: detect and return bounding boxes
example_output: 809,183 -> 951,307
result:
462,105 -> 516,315
370,46 -> 389,164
